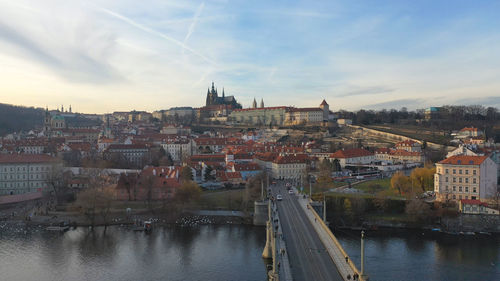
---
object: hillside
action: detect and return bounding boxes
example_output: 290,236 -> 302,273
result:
0,103 -> 43,136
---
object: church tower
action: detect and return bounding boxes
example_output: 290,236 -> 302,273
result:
43,107 -> 51,134
252,98 -> 257,109
260,98 -> 264,108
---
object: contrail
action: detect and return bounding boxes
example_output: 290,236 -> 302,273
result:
92,4 -> 215,65
183,2 -> 205,46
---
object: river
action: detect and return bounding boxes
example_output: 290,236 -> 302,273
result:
1,224 -> 499,281
0,224 -> 267,281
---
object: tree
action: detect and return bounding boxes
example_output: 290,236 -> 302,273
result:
176,181 -> 201,206
46,161 -> 67,205
410,167 -> 435,193
204,165 -> 214,181
390,171 -> 410,196
180,166 -> 193,182
405,199 -> 432,222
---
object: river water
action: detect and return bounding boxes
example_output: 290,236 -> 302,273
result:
1,224 -> 499,281
0,224 -> 267,281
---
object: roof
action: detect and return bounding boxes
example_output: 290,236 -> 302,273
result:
438,155 -> 489,165
320,99 -> 328,106
287,107 -> 323,112
460,199 -> 488,206
460,127 -> 478,132
0,154 -> 59,164
107,144 -> 149,150
232,106 -> 289,112
330,148 -> 374,159
273,154 -> 309,164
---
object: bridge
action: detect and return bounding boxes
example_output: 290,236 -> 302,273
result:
262,181 -> 367,281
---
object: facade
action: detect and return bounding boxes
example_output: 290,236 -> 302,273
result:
459,199 -> 499,215
434,155 -> 498,202
271,154 -> 308,180
105,144 -> 151,167
229,100 -> 331,126
0,154 -> 60,195
161,138 -> 192,161
330,148 -> 374,168
375,148 -> 424,163
457,127 -> 483,138
395,140 -> 422,152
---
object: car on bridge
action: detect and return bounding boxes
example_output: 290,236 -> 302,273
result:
276,195 -> 283,201
288,190 -> 294,195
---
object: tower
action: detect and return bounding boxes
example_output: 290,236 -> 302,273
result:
69,105 -> 72,113
319,99 -> 329,121
260,98 -> 264,108
222,88 -> 225,98
61,105 -> 64,112
252,98 -> 257,109
43,107 -> 51,134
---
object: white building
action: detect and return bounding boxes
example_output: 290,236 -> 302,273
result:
161,138 -> 192,161
434,155 -> 498,202
0,154 -> 60,195
330,148 -> 374,168
271,154 -> 308,180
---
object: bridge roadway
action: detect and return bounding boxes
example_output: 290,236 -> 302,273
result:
272,182 -> 343,281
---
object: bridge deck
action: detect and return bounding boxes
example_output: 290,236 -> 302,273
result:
272,183 -> 343,281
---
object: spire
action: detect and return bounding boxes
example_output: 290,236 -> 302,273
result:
260,98 -> 264,108
252,98 -> 257,109
61,105 -> 64,112
69,105 -> 72,113
222,88 -> 225,98
211,81 -> 215,92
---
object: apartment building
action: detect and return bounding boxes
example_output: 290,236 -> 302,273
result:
434,155 -> 498,202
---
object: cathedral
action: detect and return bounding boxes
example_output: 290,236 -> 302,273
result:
205,82 -> 241,109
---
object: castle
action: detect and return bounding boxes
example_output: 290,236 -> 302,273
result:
205,82 -> 241,108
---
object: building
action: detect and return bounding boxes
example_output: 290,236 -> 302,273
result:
424,107 -> 444,120
161,138 -> 192,162
229,100 -> 332,126
395,140 -> 422,153
0,154 -> 60,195
434,155 -> 498,202
457,127 -> 483,138
205,82 -> 241,108
330,148 -> 374,168
375,148 -> 425,164
459,199 -> 499,215
105,144 -> 151,167
271,154 -> 308,180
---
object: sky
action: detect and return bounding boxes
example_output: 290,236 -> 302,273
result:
0,0 -> 499,113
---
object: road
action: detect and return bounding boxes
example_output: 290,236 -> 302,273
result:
272,181 -> 343,281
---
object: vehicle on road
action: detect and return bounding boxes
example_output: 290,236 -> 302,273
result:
288,190 -> 294,194
276,195 -> 283,201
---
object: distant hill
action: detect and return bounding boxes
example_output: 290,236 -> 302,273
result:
0,103 -> 44,136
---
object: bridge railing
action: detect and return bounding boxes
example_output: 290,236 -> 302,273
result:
307,201 -> 366,281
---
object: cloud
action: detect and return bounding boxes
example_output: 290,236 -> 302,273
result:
359,99 -> 426,110
338,86 -> 395,97
0,19 -> 122,84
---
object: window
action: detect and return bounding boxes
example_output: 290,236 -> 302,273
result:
459,178 -> 462,183
473,178 -> 476,184
453,178 -> 456,183
473,170 -> 477,175
445,177 -> 448,182
459,186 -> 462,192
465,187 -> 469,192
465,178 -> 468,183
453,195 -> 456,199
459,169 -> 462,174
465,170 -> 469,175
473,187 -> 477,193
453,186 -> 456,191
453,169 -> 456,174
445,169 -> 449,174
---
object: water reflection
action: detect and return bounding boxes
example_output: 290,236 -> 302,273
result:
0,224 -> 267,281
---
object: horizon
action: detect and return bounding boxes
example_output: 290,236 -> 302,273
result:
1,1 -> 500,113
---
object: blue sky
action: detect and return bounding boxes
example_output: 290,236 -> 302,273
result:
0,0 -> 499,113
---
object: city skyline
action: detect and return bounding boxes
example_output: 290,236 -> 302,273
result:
1,0 -> 500,113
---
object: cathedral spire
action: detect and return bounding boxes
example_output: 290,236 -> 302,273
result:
222,88 -> 225,98
252,98 -> 257,109
260,98 -> 264,108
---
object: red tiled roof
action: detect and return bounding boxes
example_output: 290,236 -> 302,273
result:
460,127 -> 478,132
0,154 -> 58,164
330,148 -> 373,159
320,99 -> 328,106
460,199 -> 487,206
438,155 -> 489,165
273,154 -> 309,164
396,139 -> 418,146
288,107 -> 323,112
389,149 -> 422,156
108,144 -> 149,150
